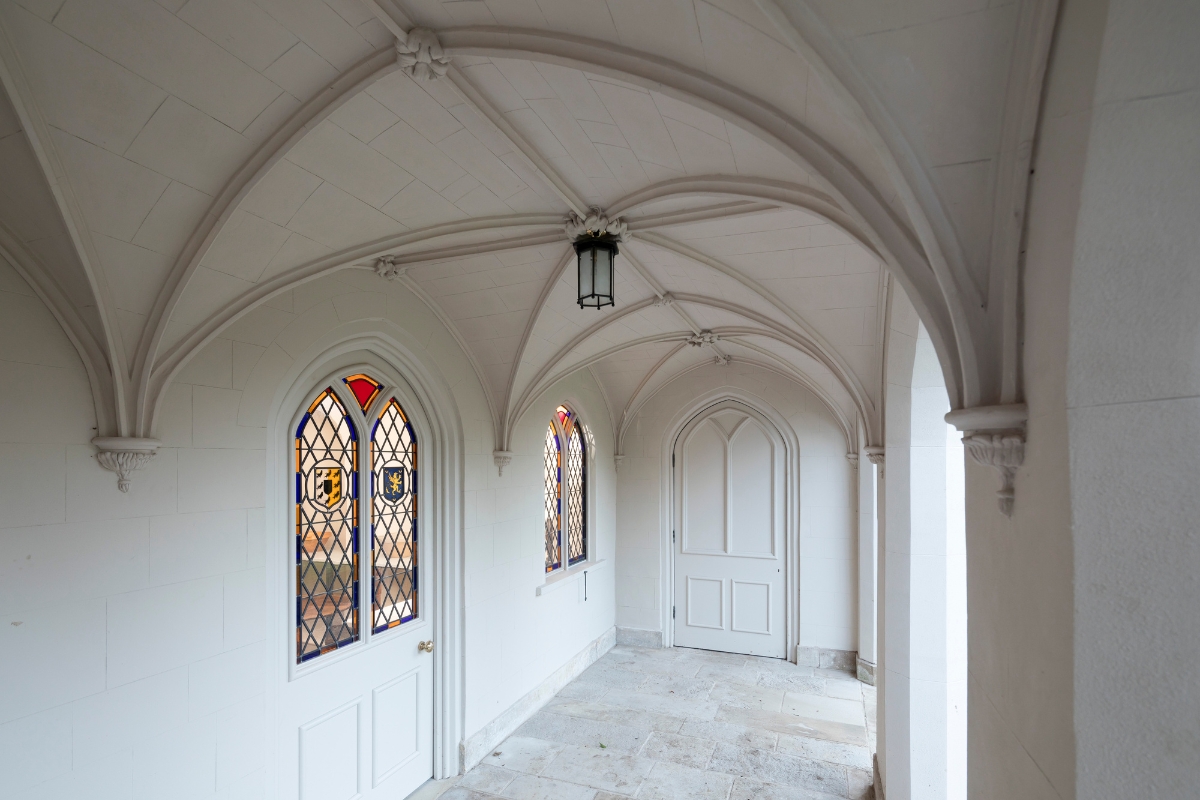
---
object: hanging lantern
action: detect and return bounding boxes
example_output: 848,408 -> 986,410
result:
574,233 -> 617,309
565,209 -> 628,310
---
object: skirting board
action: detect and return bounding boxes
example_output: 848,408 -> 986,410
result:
856,656 -> 877,686
616,627 -> 663,648
460,626 -> 616,771
796,645 -> 857,672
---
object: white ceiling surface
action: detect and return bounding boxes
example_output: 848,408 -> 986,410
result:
0,0 -> 939,447
0,81 -> 106,347
799,0 -> 1024,292
396,0 -> 895,207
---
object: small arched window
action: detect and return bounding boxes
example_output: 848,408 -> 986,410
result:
543,422 -> 561,573
562,407 -> 587,566
371,398 -> 418,632
544,405 -> 588,574
294,373 -> 418,663
295,388 -> 359,662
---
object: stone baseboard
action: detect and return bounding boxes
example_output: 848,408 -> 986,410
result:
796,645 -> 856,672
873,753 -> 883,799
460,626 -> 616,771
856,656 -> 877,686
615,626 -> 663,648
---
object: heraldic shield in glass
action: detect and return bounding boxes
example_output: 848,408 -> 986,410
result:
295,389 -> 359,662
371,398 -> 418,633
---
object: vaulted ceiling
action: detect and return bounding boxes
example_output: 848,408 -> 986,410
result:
0,0 -> 1056,450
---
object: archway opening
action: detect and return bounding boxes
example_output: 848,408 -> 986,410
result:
877,318 -> 968,800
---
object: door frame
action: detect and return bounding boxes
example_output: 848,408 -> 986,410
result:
264,328 -> 465,796
659,391 -> 800,662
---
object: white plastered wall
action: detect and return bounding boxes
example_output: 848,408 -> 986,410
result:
0,253 -> 274,798
963,0 -> 1100,796
461,370 -> 616,739
616,360 -> 857,653
0,264 -> 615,797
1066,0 -> 1200,795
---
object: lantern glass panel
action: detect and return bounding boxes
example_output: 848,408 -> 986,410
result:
595,247 -> 612,296
578,246 -> 594,300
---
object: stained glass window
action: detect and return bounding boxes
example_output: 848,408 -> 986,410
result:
545,405 -> 588,574
566,423 -> 587,566
371,398 -> 418,633
295,389 -> 359,662
544,423 -> 561,572
343,373 -> 382,412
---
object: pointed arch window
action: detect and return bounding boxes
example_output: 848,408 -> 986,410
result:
295,389 -> 359,662
294,374 -> 420,664
545,405 -> 588,574
543,422 -> 561,572
563,408 -> 587,566
371,398 -> 418,632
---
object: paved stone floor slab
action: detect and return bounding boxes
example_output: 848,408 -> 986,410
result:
439,645 -> 876,799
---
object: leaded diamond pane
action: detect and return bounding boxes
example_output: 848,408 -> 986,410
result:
567,425 -> 586,566
544,424 -> 561,572
295,389 -> 359,663
371,399 -> 418,633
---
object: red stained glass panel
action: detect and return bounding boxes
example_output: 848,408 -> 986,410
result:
343,373 -> 382,412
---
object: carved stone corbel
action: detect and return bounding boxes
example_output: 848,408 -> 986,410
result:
865,446 -> 885,478
614,454 -> 626,473
92,437 -> 160,492
845,453 -> 859,469
396,29 -> 450,81
492,450 -> 513,476
564,208 -> 630,243
945,404 -> 1028,517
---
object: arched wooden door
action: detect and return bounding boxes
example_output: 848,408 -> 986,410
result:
279,375 -> 433,800
673,403 -> 787,658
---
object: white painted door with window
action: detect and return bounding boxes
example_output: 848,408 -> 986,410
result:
673,404 -> 787,657
278,382 -> 433,800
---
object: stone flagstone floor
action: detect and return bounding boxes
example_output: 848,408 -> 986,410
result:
429,644 -> 876,800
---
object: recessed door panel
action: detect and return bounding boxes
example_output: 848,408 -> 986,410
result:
686,577 -> 724,630
674,404 -> 786,658
731,581 -> 771,634
300,703 -> 360,800
372,671 -> 419,785
684,422 -> 726,553
730,424 -> 774,557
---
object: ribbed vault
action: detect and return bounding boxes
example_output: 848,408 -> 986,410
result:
0,0 -> 1057,453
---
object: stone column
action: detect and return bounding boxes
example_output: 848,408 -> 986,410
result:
857,446 -> 881,684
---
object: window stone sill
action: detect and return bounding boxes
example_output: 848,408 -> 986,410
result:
536,559 -> 607,596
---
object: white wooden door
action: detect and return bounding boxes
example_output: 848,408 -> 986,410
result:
279,386 -> 433,800
673,405 -> 786,657
279,626 -> 433,800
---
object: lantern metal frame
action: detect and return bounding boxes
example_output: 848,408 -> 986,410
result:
573,233 -> 618,310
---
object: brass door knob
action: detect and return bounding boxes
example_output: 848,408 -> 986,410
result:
418,640 -> 434,653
